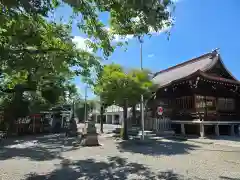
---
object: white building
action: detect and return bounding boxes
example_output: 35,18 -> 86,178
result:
92,105 -> 133,124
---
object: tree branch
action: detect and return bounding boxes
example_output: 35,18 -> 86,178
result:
3,47 -> 69,54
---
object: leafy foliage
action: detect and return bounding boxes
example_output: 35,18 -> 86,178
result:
1,0 -> 174,58
94,64 -> 155,107
74,99 -> 98,122
0,0 -> 173,128
0,7 -> 92,118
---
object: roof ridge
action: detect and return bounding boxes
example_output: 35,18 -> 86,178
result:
154,52 -> 214,76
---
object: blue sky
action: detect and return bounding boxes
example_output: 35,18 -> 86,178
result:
53,0 -> 240,99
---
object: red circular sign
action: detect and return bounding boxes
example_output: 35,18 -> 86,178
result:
157,107 -> 163,115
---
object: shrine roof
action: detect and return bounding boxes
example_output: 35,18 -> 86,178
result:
199,71 -> 240,85
152,49 -> 237,87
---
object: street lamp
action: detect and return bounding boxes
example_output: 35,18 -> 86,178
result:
138,36 -> 145,140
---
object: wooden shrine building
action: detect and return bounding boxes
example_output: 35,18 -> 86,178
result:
151,49 -> 240,137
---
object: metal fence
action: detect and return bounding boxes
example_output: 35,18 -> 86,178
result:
144,117 -> 171,132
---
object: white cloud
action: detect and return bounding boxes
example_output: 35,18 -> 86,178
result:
104,27 -> 134,42
113,34 -> 134,42
131,16 -> 172,36
148,54 -> 154,58
72,36 -> 93,52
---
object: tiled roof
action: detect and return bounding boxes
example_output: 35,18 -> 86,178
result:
152,50 -> 219,87
200,72 -> 240,85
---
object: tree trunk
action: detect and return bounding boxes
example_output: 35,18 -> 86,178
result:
100,104 -> 104,133
132,104 -> 136,125
122,98 -> 128,140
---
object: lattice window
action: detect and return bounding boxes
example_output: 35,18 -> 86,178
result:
176,96 -> 194,109
217,98 -> 235,111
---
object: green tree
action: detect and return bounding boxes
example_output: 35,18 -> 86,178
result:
74,99 -> 99,122
94,64 -> 154,139
1,0 -> 174,57
0,12 -> 89,130
0,0 -> 173,132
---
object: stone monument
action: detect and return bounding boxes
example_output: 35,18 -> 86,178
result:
80,113 -> 100,146
67,118 -> 78,137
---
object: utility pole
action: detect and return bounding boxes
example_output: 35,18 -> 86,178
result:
84,85 -> 88,123
138,36 -> 145,140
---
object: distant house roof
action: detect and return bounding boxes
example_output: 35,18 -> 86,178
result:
152,49 -> 237,88
105,105 -> 123,112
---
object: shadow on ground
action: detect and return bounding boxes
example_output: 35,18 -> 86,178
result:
209,135 -> 240,142
0,134 -> 80,161
24,156 -> 190,180
116,139 -> 200,156
219,176 -> 240,180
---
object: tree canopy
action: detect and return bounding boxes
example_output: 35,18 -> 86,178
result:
1,0 -> 174,57
0,0 -> 174,126
94,64 -> 155,107
0,10 -> 87,117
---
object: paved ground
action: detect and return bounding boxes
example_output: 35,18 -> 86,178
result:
77,123 -> 121,134
0,125 -> 240,180
173,136 -> 240,148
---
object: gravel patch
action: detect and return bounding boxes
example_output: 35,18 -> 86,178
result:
0,133 -> 240,180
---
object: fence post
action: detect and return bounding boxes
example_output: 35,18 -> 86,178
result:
152,119 -> 155,130
156,119 -> 157,131
145,118 -> 147,130
156,118 -> 158,132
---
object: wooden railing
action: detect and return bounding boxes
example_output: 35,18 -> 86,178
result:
144,117 -> 171,132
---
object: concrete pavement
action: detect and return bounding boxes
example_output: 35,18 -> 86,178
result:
0,132 -> 240,180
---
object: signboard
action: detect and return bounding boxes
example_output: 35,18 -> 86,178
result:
157,106 -> 163,116
16,117 -> 31,124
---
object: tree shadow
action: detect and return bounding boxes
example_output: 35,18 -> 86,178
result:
0,134 -> 79,161
219,176 -> 240,180
24,156 -> 190,180
116,139 -> 200,156
208,136 -> 240,143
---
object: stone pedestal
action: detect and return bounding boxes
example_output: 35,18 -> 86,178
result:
238,125 -> 240,136
230,125 -> 235,136
200,124 -> 205,138
67,119 -> 78,137
80,120 -> 100,146
181,124 -> 185,135
215,125 -> 219,136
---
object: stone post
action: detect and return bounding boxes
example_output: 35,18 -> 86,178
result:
181,124 -> 185,135
230,125 -> 235,136
80,114 -> 100,146
200,124 -> 205,138
215,125 -> 219,136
